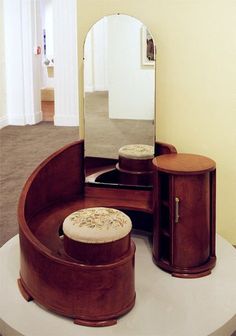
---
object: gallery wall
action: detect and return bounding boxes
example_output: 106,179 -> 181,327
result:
84,17 -> 108,92
0,0 -> 7,128
53,0 -> 79,126
2,0 -> 79,127
3,0 -> 42,125
107,15 -> 155,120
77,0 -> 236,244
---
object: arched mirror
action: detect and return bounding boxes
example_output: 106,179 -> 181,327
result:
83,14 -> 156,187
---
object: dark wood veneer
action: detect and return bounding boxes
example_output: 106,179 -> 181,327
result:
152,153 -> 216,278
18,140 -> 138,326
17,140 -> 216,325
63,234 -> 131,264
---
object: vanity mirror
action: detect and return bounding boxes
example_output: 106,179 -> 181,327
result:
83,14 -> 157,187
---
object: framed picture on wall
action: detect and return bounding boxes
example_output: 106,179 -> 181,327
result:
141,26 -> 155,66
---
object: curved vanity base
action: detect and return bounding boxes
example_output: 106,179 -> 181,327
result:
19,240 -> 136,325
153,256 -> 217,279
73,298 -> 136,327
17,140 -> 218,326
172,270 -> 211,279
74,318 -> 117,327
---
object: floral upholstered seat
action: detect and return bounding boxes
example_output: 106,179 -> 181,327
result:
118,144 -> 154,160
63,207 -> 132,243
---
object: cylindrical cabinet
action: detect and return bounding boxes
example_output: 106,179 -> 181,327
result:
152,153 -> 216,278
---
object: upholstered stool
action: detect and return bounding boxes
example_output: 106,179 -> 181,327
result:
63,207 -> 132,264
62,207 -> 136,326
116,144 -> 154,186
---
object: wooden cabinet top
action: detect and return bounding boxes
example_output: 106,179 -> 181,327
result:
153,153 -> 216,175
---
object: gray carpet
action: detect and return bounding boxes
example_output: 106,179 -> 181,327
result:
85,91 -> 154,158
0,123 -> 79,246
0,91 -> 154,246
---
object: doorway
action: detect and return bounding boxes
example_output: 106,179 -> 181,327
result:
40,0 -> 54,122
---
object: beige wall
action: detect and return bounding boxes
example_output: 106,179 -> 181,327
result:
77,0 -> 236,244
0,0 -> 6,121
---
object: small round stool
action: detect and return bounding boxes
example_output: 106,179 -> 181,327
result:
116,144 -> 154,186
62,207 -> 136,327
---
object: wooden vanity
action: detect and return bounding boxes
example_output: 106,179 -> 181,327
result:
17,140 -> 216,325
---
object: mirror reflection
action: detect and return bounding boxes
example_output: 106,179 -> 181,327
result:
83,14 -> 156,160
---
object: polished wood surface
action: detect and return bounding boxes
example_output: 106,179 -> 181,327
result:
85,141 -> 177,187
172,174 -> 210,267
17,138 -> 217,324
19,232 -> 135,326
18,140 -> 136,326
116,156 -> 153,186
20,140 -> 85,223
153,153 -> 216,174
152,153 -> 216,278
155,141 -> 177,156
64,234 -> 131,264
118,156 -> 153,172
84,185 -> 152,212
85,156 -> 118,176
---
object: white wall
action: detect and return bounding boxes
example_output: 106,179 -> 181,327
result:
3,0 -> 42,125
108,15 -> 155,120
3,0 -> 79,127
4,0 -> 26,125
53,0 -> 79,126
0,0 -> 7,128
93,18 -> 108,91
84,30 -> 94,92
84,18 -> 108,92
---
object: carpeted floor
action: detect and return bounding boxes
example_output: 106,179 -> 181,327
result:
85,91 -> 154,158
0,123 -> 79,246
0,91 -> 154,246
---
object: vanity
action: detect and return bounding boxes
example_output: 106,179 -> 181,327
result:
17,139 -> 216,324
17,14 -> 216,326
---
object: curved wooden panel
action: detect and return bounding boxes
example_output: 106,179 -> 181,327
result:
155,141 -> 177,156
18,140 -> 85,225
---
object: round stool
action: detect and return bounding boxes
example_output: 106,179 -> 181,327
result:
63,207 -> 132,264
116,144 -> 154,186
62,207 -> 136,326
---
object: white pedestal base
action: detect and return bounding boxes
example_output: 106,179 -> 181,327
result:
0,234 -> 236,336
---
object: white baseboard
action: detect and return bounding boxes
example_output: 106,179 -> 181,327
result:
94,86 -> 108,92
8,111 -> 43,126
8,115 -> 26,126
54,114 -> 79,127
85,87 -> 108,93
27,110 -> 43,125
0,115 -> 8,129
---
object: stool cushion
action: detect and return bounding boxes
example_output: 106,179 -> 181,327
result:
63,207 -> 132,243
118,144 -> 154,160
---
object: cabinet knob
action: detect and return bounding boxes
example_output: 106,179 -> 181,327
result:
175,197 -> 180,223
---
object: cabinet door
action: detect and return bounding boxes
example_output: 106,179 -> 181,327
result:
172,174 -> 210,268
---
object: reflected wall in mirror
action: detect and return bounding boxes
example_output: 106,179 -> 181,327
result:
83,14 -> 156,160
